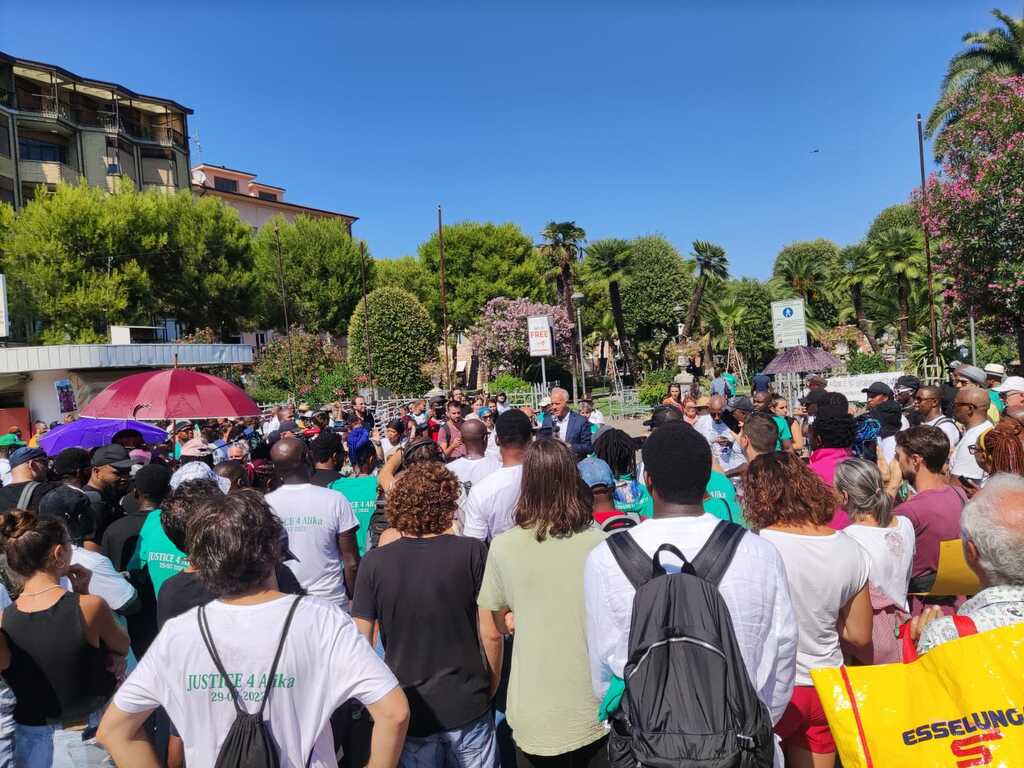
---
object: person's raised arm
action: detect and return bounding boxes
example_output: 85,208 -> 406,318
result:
97,704 -> 160,768
337,527 -> 361,601
378,447 -> 404,496
365,687 -> 410,768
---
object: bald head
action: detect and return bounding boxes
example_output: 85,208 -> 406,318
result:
460,419 -> 487,457
271,437 -> 310,483
709,395 -> 727,411
954,385 -> 992,429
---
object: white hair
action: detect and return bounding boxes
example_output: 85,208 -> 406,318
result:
833,458 -> 893,526
550,387 -> 569,400
961,473 -> 1024,585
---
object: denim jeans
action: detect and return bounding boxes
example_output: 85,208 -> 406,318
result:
15,710 -> 110,768
399,711 -> 499,768
0,687 -> 13,768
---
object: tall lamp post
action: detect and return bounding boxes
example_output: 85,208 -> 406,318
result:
572,292 -> 586,399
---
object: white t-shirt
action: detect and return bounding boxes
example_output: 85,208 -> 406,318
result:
462,464 -> 523,541
584,514 -> 797,728
0,459 -> 10,487
844,518 -> 916,611
759,529 -> 869,686
879,435 -> 897,462
70,546 -> 136,612
113,596 -> 398,768
694,415 -> 746,472
924,415 -> 961,450
447,455 -> 501,497
265,484 -> 358,608
950,420 -> 992,481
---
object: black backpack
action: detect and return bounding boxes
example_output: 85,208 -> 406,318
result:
198,596 -> 305,768
606,521 -> 774,768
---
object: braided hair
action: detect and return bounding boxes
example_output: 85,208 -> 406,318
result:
594,428 -> 638,478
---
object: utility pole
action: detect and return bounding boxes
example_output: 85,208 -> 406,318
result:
438,205 -> 450,391
916,113 -> 940,370
273,223 -> 297,401
359,241 -> 375,401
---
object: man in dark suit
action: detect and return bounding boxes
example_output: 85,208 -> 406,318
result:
540,387 -> 592,459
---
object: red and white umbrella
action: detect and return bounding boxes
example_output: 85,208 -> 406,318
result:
81,369 -> 261,420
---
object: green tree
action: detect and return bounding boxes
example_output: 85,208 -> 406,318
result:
583,238 -> 635,372
726,278 -> 776,370
867,227 -> 925,353
418,221 -> 551,332
620,236 -> 694,370
253,215 -> 369,337
348,287 -> 436,395
833,243 -> 880,352
681,240 -> 728,341
374,256 -> 434,306
770,239 -> 841,333
866,204 -> 921,242
926,9 -> 1024,140
538,221 -> 587,381
0,183 -> 258,343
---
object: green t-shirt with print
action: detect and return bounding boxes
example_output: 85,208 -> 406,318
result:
128,508 -> 187,596
703,471 -> 746,527
329,475 -> 379,554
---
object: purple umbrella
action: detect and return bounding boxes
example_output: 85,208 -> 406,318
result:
39,418 -> 169,454
762,345 -> 841,375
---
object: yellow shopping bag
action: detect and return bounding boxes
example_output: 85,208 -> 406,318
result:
811,623 -> 1024,768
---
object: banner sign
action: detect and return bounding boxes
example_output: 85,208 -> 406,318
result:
527,316 -> 553,357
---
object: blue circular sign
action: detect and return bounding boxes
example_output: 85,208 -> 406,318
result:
783,307 -> 794,318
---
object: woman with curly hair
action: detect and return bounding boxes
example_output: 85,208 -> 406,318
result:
352,462 -> 504,768
745,452 -> 872,768
478,439 -> 608,768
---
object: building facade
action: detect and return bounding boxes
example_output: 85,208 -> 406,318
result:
191,163 -> 357,232
0,51 -> 191,207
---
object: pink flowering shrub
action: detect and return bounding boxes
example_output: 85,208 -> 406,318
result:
468,297 -> 575,375
919,75 -> 1024,351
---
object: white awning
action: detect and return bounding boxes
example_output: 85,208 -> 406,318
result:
0,344 -> 253,374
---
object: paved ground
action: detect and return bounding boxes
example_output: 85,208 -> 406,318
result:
605,415 -> 648,437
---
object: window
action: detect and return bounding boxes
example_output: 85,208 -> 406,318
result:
257,191 -> 277,201
0,121 -> 9,158
213,176 -> 237,193
18,138 -> 66,164
0,176 -> 14,206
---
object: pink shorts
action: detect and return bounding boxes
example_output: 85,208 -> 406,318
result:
774,685 -> 835,754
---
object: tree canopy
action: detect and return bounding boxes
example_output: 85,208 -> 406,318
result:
348,287 -> 436,396
620,236 -> 693,349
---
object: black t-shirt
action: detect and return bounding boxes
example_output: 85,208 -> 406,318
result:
310,468 -> 342,488
82,485 -> 122,544
351,535 -> 490,736
0,481 -> 61,512
157,566 -> 305,630
101,511 -> 148,571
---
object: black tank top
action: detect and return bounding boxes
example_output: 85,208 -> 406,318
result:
1,591 -> 115,725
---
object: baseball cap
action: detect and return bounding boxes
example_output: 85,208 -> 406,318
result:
861,382 -> 894,398
52,447 -> 91,476
477,407 -> 494,418
577,457 -> 615,489
179,438 -> 212,458
91,443 -> 132,469
995,375 -> 1024,393
894,375 -> 922,393
278,419 -> 299,434
729,396 -> 754,413
644,404 -> 684,428
0,434 -> 26,448
799,389 -> 828,407
538,396 -> 552,408
38,485 -> 94,543
695,395 -> 712,408
948,360 -> 964,371
172,420 -> 192,434
9,447 -> 45,469
984,363 -> 1007,380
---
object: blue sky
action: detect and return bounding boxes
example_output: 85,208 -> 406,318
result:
0,1 -> 1000,278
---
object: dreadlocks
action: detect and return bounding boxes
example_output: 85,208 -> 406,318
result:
594,428 -> 638,478
984,427 -> 1024,476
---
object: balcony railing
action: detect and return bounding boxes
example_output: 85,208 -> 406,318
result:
0,88 -> 10,108
16,93 -> 72,121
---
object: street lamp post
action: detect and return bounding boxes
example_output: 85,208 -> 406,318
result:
572,291 -> 586,399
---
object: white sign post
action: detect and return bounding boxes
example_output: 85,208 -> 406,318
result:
527,315 -> 553,390
771,298 -> 807,349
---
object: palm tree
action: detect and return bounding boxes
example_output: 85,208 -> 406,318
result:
681,240 -> 728,341
770,246 -> 831,312
584,238 -> 634,372
926,9 -> 1024,139
538,221 -> 586,387
833,243 -> 880,353
867,227 -> 925,353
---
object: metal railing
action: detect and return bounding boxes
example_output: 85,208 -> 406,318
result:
17,93 -> 71,121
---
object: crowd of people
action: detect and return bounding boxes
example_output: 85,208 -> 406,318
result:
0,361 -> 1017,768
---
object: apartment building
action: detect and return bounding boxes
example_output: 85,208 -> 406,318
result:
191,163 -> 357,233
0,51 -> 191,207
